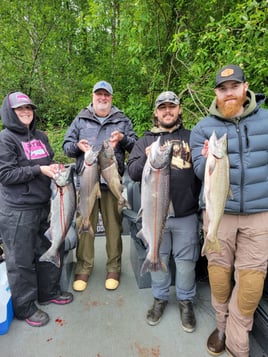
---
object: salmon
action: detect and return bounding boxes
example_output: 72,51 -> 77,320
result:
202,131 -> 230,256
137,137 -> 173,275
98,140 -> 130,213
78,148 -> 101,235
39,165 -> 76,267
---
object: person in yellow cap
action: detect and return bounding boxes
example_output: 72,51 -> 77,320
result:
63,81 -> 137,292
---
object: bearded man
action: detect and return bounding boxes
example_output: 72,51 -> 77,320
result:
190,64 -> 268,357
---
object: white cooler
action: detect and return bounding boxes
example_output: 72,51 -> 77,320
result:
0,261 -> 13,335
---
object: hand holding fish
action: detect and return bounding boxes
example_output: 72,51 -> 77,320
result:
202,140 -> 209,158
77,139 -> 91,152
40,164 -> 61,179
145,145 -> 151,157
109,130 -> 124,148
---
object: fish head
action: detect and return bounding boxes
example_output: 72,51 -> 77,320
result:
149,137 -> 173,169
54,165 -> 74,187
84,147 -> 99,165
101,140 -> 114,158
208,131 -> 227,159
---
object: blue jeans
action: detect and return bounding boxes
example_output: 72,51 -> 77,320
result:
151,213 -> 200,301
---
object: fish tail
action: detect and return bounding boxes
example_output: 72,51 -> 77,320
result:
201,235 -> 221,256
140,258 -> 151,276
160,261 -> 168,273
39,249 -> 61,268
140,258 -> 167,276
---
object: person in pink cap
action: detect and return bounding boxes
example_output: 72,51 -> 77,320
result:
0,91 -> 73,328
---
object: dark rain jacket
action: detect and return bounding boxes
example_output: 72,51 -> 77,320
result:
190,90 -> 268,213
127,125 -> 201,218
62,104 -> 137,176
0,94 -> 54,209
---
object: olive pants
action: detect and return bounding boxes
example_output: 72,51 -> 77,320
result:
75,188 -> 122,276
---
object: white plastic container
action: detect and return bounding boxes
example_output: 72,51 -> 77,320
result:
0,261 -> 13,335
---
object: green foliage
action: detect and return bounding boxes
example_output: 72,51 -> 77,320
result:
0,0 -> 267,137
46,127 -> 74,164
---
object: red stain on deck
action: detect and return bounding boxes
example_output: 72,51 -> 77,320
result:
55,317 -> 66,326
133,342 -> 160,357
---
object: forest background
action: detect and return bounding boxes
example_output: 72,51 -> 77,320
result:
0,0 -> 267,162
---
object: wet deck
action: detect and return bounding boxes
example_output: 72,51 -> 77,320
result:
1,235 -> 267,357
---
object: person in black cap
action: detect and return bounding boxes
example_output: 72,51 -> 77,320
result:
190,65 -> 268,356
0,92 -> 73,328
128,91 -> 201,332
63,81 -> 137,292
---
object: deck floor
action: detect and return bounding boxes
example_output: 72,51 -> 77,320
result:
1,235 -> 266,357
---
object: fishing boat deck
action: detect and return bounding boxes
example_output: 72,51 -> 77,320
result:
1,234 -> 267,357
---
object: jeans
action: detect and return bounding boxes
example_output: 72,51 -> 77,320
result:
151,213 -> 200,301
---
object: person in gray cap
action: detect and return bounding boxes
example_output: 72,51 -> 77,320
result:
0,92 -> 73,328
63,80 -> 137,292
128,91 -> 201,332
190,64 -> 268,357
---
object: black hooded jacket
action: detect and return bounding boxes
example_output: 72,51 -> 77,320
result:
127,126 -> 201,218
0,93 -> 54,208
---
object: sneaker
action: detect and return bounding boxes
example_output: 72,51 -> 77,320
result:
146,298 -> 168,326
178,300 -> 196,333
39,292 -> 73,305
25,309 -> 49,327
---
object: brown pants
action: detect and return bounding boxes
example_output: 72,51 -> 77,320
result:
203,211 -> 268,357
75,189 -> 122,276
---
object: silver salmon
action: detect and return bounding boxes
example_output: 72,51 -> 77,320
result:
39,165 -> 76,267
98,140 -> 130,212
202,131 -> 230,255
78,148 -> 101,235
137,137 -> 173,275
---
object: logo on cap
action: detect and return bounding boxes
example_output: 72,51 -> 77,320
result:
220,68 -> 234,77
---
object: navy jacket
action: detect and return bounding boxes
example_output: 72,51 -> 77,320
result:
190,90 -> 268,213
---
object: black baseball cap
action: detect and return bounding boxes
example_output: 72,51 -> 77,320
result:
215,64 -> 246,88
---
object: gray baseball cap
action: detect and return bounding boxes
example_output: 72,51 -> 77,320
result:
93,81 -> 113,95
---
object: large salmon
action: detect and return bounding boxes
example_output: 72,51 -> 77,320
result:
202,131 -> 230,255
137,137 -> 173,275
39,165 -> 76,267
98,140 -> 130,212
78,148 -> 101,235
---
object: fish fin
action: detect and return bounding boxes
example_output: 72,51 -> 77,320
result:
44,228 -> 52,241
136,208 -> 143,222
124,199 -> 131,210
96,183 -> 101,199
208,158 -> 216,175
39,249 -> 61,268
136,229 -> 148,247
167,201 -> 175,217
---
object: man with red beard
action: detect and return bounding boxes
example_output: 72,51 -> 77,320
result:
190,64 -> 268,357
